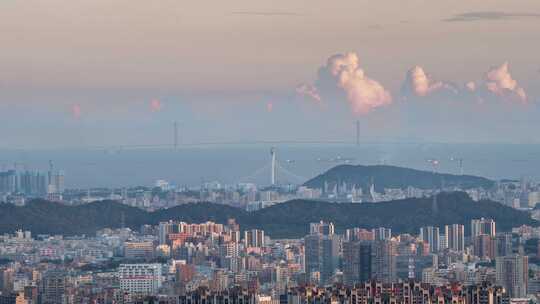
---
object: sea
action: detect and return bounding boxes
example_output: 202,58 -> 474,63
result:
0,143 -> 539,189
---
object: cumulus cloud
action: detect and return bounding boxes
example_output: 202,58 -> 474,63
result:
401,66 -> 458,99
483,62 -> 527,103
399,62 -> 528,105
319,52 -> 392,114
150,99 -> 162,112
295,83 -> 321,103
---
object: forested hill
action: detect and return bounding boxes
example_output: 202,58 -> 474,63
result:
304,164 -> 494,192
0,192 -> 533,238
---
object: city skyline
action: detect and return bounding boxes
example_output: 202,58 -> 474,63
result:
2,1 -> 540,302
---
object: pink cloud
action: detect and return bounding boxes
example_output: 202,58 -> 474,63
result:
266,102 -> 273,113
484,62 -> 527,103
402,66 -> 457,98
71,104 -> 82,119
324,52 -> 392,114
150,99 -> 162,112
295,83 -> 322,103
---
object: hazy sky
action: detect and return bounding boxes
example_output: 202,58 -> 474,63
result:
1,0 -> 540,148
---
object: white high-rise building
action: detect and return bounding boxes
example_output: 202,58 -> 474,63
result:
119,264 -> 163,295
471,218 -> 496,237
419,226 -> 440,253
444,224 -> 465,252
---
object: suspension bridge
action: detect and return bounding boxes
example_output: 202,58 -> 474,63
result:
235,147 -> 309,186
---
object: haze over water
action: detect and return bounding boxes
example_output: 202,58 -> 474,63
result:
1,143 -> 539,188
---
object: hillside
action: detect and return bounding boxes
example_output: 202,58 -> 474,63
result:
304,164 -> 494,192
0,192 -> 534,238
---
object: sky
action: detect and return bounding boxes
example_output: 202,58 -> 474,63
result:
1,0 -> 540,148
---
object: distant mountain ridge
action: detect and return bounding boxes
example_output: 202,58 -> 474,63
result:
304,164 -> 494,192
0,192 -> 533,238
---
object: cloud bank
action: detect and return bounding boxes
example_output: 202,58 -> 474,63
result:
400,62 -> 527,105
444,11 -> 540,22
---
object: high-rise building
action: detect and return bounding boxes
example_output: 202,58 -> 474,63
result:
371,240 -> 397,283
244,229 -> 265,248
473,234 -> 495,260
53,171 -> 65,194
158,221 -> 178,245
39,270 -> 67,304
419,226 -> 440,253
444,224 -> 465,252
343,240 -> 372,285
372,227 -> 392,241
495,233 -> 513,257
345,228 -> 374,241
0,170 -> 17,194
119,264 -> 163,296
496,255 -> 528,298
17,171 -> 47,196
471,218 -> 496,237
310,221 -> 334,236
304,226 -> 339,285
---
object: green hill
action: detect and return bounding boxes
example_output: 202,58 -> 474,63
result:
304,164 -> 494,192
0,192 -> 533,238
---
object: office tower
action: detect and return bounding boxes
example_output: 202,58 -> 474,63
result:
372,240 -> 397,283
419,226 -> 440,253
444,224 -> 465,252
119,264 -> 163,296
244,229 -> 265,248
343,240 -> 372,285
39,270 -> 67,304
310,221 -> 335,236
304,231 -> 339,285
471,218 -> 496,237
372,227 -> 392,241
495,233 -> 513,257
496,255 -> 528,298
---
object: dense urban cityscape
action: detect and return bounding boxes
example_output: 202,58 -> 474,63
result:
3,0 -> 540,303
1,155 -> 540,304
